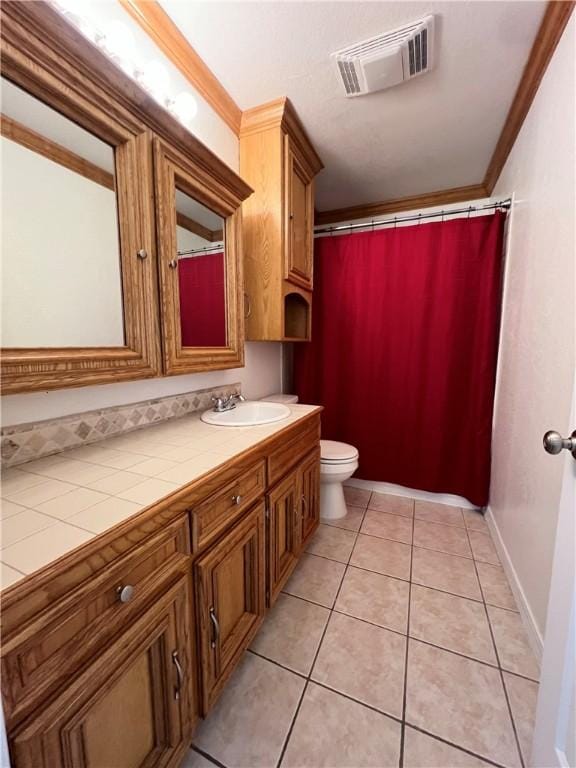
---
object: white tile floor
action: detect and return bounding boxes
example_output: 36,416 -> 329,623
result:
183,490 -> 540,768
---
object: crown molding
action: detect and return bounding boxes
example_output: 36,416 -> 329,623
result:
483,0 -> 575,192
240,97 -> 324,175
118,0 -> 242,135
314,184 -> 488,226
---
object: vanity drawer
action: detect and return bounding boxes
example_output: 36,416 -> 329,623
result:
267,415 -> 321,485
1,514 -> 190,728
191,459 -> 266,552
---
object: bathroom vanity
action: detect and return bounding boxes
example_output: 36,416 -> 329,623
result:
1,406 -> 321,767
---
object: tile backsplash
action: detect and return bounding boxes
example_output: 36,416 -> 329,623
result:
1,383 -> 241,468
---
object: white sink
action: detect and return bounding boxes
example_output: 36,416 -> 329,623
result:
200,401 -> 291,427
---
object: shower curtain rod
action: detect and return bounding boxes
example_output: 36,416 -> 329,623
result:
314,199 -> 512,236
176,243 -> 224,258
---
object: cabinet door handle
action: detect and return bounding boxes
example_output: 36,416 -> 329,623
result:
244,292 -> 252,318
209,606 -> 220,649
231,493 -> 242,505
116,584 -> 134,603
172,650 -> 183,701
301,494 -> 307,517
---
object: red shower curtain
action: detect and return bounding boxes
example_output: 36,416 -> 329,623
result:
294,212 -> 505,506
179,252 -> 226,347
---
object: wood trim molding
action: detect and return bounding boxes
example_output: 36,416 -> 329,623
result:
176,212 -> 215,242
118,0 -> 242,135
484,0 -> 575,193
0,114 -> 114,189
314,184 -> 488,226
240,97 -> 324,176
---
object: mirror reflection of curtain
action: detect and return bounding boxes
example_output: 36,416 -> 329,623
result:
178,253 -> 226,347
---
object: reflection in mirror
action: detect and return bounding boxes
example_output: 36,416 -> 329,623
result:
175,189 -> 227,348
0,78 -> 125,348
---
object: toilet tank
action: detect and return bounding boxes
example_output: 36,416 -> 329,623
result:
260,394 -> 299,404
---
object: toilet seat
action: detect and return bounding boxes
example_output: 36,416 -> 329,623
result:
320,440 -> 359,464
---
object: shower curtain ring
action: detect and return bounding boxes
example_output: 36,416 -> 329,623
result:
468,206 -> 472,218
418,214 -> 422,225
441,210 -> 445,222
371,219 -> 375,232
394,217 -> 397,229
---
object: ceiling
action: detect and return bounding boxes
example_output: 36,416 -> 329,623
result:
158,0 -> 545,212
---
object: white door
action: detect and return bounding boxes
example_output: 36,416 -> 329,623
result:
531,387 -> 576,768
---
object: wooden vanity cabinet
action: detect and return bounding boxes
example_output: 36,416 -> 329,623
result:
11,577 -> 194,768
195,501 -> 266,713
240,98 -> 323,341
299,447 -> 321,548
267,446 -> 321,606
1,413 -> 321,767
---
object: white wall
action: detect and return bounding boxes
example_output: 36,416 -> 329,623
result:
489,16 -> 575,640
1,138 -> 124,347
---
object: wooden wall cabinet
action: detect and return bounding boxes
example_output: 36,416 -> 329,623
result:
240,98 -> 323,341
0,2 -> 252,393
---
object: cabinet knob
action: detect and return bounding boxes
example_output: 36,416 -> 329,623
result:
168,259 -> 178,269
231,494 -> 242,505
136,248 -> 147,260
116,584 -> 135,603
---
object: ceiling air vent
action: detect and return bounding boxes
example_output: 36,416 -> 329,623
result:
332,15 -> 435,97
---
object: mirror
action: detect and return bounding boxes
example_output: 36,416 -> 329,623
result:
0,77 -> 125,348
175,189 -> 227,348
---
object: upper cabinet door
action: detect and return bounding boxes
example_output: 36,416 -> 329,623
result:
284,135 -> 314,291
0,4 -> 161,393
154,138 -> 250,375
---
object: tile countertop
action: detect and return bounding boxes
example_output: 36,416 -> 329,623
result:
0,404 -> 321,590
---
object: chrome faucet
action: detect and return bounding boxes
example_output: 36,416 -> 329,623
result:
211,393 -> 245,412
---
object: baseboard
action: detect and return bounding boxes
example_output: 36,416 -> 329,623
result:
484,505 -> 544,663
345,478 -> 478,510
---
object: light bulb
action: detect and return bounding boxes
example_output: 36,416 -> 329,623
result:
170,92 -> 198,126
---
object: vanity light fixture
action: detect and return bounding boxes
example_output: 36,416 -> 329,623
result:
50,1 -> 198,129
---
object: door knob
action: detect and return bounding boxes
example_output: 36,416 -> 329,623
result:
543,430 -> 576,458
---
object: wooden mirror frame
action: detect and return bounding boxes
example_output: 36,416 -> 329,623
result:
0,2 -> 162,394
154,138 -> 250,375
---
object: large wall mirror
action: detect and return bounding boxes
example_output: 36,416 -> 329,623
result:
0,1 -> 162,394
1,77 -> 125,348
175,191 -> 226,348
154,138 -> 247,375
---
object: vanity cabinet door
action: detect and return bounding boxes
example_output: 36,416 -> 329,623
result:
267,469 -> 301,605
10,577 -> 195,768
195,502 -> 266,714
284,135 -> 314,291
299,448 -> 321,549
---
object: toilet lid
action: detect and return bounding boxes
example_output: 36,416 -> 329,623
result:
320,439 -> 359,463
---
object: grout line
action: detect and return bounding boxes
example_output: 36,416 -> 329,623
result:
462,521 -> 526,768
246,648 -> 308,680
276,505 -> 367,768
189,746 -> 228,768
404,723 -> 510,768
311,679 -> 404,725
399,497 -> 415,768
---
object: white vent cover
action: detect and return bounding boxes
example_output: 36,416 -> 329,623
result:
332,15 -> 435,97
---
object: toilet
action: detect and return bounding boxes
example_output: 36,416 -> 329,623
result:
319,439 -> 359,520
261,394 -> 359,521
